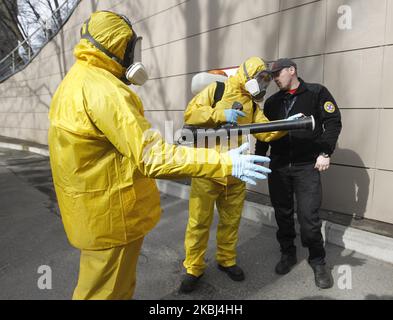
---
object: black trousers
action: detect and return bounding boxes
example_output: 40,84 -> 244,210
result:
268,163 -> 326,266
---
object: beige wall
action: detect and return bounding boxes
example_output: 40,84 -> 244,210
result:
0,0 -> 392,224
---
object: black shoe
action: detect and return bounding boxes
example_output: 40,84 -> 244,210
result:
312,264 -> 333,289
217,264 -> 245,281
275,254 -> 297,275
179,274 -> 202,293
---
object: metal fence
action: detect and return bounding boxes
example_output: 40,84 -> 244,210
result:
0,0 -> 81,83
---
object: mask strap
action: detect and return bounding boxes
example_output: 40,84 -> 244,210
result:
81,18 -> 124,65
243,63 -> 252,81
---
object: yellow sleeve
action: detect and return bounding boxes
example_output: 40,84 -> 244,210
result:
85,87 -> 232,179
252,107 -> 287,142
184,82 -> 227,127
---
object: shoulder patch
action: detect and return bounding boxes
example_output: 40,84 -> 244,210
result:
324,101 -> 336,113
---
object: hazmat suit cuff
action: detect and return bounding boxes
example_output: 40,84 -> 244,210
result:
213,109 -> 227,124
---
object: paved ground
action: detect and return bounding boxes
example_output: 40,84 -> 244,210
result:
0,147 -> 393,300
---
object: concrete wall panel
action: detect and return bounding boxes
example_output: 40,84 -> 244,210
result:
381,46 -> 393,108
137,74 -> 193,112
280,0 -> 319,11
278,1 -> 326,58
385,0 -> 393,45
322,165 -> 374,219
144,23 -> 243,78
324,47 -> 383,109
334,109 -> 379,168
326,0 -> 387,52
376,109 -> 393,171
241,14 -> 280,62
372,170 -> 393,224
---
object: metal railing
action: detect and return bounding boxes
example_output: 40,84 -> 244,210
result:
0,0 -> 81,83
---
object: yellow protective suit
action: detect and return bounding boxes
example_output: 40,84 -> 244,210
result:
48,11 -> 234,299
183,57 -> 286,276
72,237 -> 144,300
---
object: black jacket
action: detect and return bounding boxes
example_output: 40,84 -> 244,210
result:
256,78 -> 342,168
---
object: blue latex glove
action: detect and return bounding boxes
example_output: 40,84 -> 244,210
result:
224,109 -> 246,123
227,143 -> 271,185
286,113 -> 304,121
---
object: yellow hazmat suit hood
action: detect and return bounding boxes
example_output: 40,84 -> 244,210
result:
75,11 -> 133,79
237,56 -> 268,87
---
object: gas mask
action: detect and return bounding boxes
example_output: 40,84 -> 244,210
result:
243,63 -> 272,102
123,35 -> 148,86
81,12 -> 148,86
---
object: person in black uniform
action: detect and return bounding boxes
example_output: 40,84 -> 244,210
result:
255,58 -> 342,289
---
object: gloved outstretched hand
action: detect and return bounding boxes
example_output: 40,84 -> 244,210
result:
224,109 -> 246,124
286,113 -> 304,121
227,143 -> 271,185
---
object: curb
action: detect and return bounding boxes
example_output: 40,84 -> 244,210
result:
156,179 -> 393,265
0,141 -> 49,157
